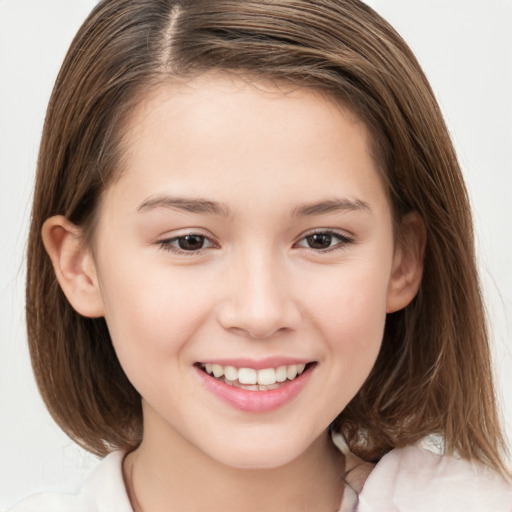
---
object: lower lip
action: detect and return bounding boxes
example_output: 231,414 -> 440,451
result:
195,365 -> 314,413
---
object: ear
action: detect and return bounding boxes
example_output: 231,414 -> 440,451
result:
386,212 -> 426,313
41,216 -> 104,318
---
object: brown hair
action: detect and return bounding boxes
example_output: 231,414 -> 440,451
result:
26,0 -> 508,472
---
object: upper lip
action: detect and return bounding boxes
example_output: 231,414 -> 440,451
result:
196,357 -> 314,370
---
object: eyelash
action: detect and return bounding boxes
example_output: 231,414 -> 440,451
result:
157,233 -> 216,255
293,229 -> 354,252
157,229 -> 354,255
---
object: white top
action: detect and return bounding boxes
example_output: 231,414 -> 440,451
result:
9,445 -> 512,511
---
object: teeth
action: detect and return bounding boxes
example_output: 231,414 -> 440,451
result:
202,363 -> 309,387
238,368 -> 257,385
286,365 -> 298,380
224,366 -> 238,381
212,364 -> 224,378
275,366 -> 287,382
257,368 -> 276,386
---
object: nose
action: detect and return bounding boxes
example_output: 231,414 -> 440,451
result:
217,249 -> 301,339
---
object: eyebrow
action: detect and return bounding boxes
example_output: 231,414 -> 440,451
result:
292,198 -> 371,217
136,195 -> 370,218
136,196 -> 230,217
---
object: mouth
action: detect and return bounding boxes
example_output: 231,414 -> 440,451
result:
195,360 -> 316,412
196,362 -> 316,391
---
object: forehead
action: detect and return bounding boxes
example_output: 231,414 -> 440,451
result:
126,73 -> 365,146
104,72 -> 389,216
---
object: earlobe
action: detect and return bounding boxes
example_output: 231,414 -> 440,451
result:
41,216 -> 104,318
386,212 -> 426,313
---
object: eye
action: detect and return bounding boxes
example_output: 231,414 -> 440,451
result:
295,230 -> 353,251
158,233 -> 216,253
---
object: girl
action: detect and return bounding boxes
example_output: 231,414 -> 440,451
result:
9,0 -> 512,510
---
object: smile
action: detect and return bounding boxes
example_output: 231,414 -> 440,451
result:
196,361 -> 316,412
200,363 -> 308,390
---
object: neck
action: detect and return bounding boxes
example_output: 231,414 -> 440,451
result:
123,420 -> 346,512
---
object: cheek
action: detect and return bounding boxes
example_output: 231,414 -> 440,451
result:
291,264 -> 390,427
305,262 -> 390,364
95,255 -> 215,377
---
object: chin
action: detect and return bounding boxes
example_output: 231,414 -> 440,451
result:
203,431 -> 315,470
217,451 -> 298,470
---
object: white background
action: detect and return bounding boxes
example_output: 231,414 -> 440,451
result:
1,1 -> 511,509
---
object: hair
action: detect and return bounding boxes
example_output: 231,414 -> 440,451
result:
26,0 -> 508,473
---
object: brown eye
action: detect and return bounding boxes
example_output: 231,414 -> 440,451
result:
159,233 -> 215,253
177,234 -> 207,251
296,230 -> 353,252
305,233 -> 333,249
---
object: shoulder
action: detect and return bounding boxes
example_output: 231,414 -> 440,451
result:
358,445 -> 512,512
7,451 -> 132,512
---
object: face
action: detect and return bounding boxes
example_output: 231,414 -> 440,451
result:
89,74 -> 401,469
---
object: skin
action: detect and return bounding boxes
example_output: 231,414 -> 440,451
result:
43,73 -> 424,511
